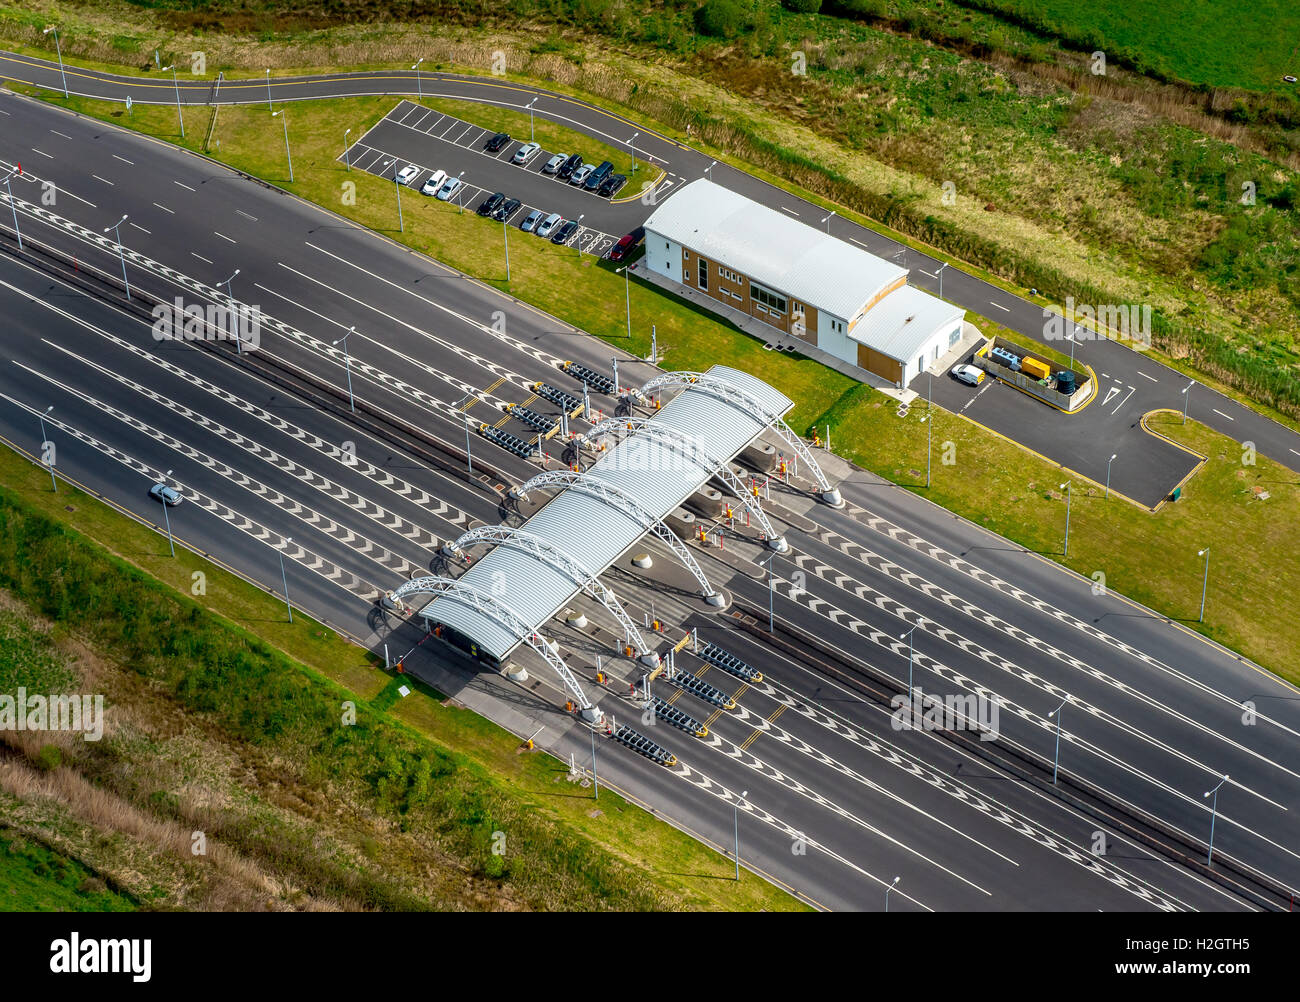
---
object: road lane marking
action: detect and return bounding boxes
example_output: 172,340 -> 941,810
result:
214,231 -> 236,243
173,179 -> 196,191
850,237 -> 871,248
1213,408 -> 1234,420
780,205 -> 799,216
112,154 -> 134,165
191,252 -> 213,264
235,209 -> 258,221
988,300 -> 1011,312
30,147 -> 53,158
128,222 -> 150,235
153,202 -> 174,214
49,129 -> 72,139
91,174 -> 114,185
1137,371 -> 1158,382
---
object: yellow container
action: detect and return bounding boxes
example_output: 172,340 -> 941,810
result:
1021,356 -> 1051,381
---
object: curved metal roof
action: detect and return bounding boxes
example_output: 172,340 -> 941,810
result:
417,365 -> 791,661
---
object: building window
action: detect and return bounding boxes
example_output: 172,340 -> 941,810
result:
751,282 -> 787,315
698,258 -> 708,290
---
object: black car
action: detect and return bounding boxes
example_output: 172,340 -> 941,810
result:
493,196 -> 522,221
598,173 -> 627,198
485,132 -> 510,152
477,192 -> 505,217
550,219 -> 580,245
557,152 -> 583,180
583,160 -> 614,191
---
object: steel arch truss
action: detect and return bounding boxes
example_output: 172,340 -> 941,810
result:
583,417 -> 788,551
514,470 -> 721,602
447,525 -> 659,665
390,575 -> 597,714
639,371 -> 843,506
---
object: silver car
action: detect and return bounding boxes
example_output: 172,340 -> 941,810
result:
535,212 -> 563,238
568,163 -> 594,186
520,209 -> 544,233
542,153 -> 566,174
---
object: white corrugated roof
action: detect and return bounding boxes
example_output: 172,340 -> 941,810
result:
643,179 -> 906,322
850,284 -> 966,364
418,365 -> 792,661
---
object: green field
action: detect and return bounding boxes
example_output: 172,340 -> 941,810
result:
0,831 -> 136,911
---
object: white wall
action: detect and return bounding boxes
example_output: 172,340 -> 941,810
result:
815,315 -> 855,367
644,230 -> 681,284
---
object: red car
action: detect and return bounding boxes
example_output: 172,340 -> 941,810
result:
609,226 -> 645,261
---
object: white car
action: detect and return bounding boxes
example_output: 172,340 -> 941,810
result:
951,364 -> 985,387
420,169 -> 448,195
568,163 -> 594,186
435,176 -> 463,201
395,163 -> 421,186
542,153 -> 566,174
149,482 -> 183,506
512,142 -> 541,165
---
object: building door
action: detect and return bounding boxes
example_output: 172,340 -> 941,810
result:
697,258 -> 708,290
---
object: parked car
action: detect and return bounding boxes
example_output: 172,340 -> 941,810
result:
520,209 -> 544,232
512,142 -> 541,165
584,160 -> 614,191
569,163 -> 594,187
557,153 -> 583,180
598,173 -> 627,198
435,176 -> 463,201
542,153 -> 567,174
550,218 -> 580,244
420,170 -> 448,196
951,364 -> 985,387
535,212 -> 563,238
477,191 -> 505,217
395,163 -> 421,186
149,482 -> 183,506
485,131 -> 511,152
493,197 -> 522,221
608,225 -> 644,261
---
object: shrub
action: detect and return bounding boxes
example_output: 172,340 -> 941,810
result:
695,0 -> 748,38
781,0 -> 823,12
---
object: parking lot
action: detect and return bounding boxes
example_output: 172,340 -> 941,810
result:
342,100 -> 657,258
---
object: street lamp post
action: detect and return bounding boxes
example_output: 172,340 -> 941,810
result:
384,159 -> 405,232
221,269 -> 242,353
885,875 -> 900,912
526,98 -> 537,141
733,790 -> 748,881
1204,774 -> 1228,867
925,370 -> 933,488
37,405 -> 55,491
272,109 -> 293,182
705,159 -> 716,180
265,68 -> 272,111
104,214 -> 131,300
937,262 -> 949,300
3,170 -> 22,251
331,326 -> 356,412
820,210 -> 836,233
455,171 -> 467,214
160,468 -> 175,557
574,213 -> 585,259
163,65 -> 185,138
278,537 -> 294,623
343,127 -> 352,171
1104,453 -> 1117,499
618,265 -> 632,339
412,58 -> 424,100
629,131 -> 639,175
590,724 -> 598,800
1182,379 -> 1195,425
900,620 -> 921,703
502,216 -> 510,281
43,27 -> 68,99
1048,697 -> 1067,784
1198,547 -> 1210,622
1059,481 -> 1072,558
762,550 -> 779,633
464,412 -> 473,476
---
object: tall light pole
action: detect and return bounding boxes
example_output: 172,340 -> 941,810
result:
463,411 -> 473,476
820,210 -> 836,233
525,97 -> 537,141
1182,378 -> 1195,425
455,170 -> 467,214
762,550 -> 779,633
104,214 -> 131,300
1104,453 -> 1117,499
278,537 -> 294,623
502,216 -> 510,281
885,875 -> 900,912
937,262 -> 949,300
331,326 -> 356,412
900,620 -> 921,703
272,109 -> 293,182
221,269 -> 242,353
384,159 -> 404,231
1048,696 -> 1067,784
1059,481 -> 1071,558
37,405 -> 55,491
3,169 -> 22,251
1204,773 -> 1228,867
160,468 -> 175,557
617,264 -> 632,339
343,127 -> 352,171
733,789 -> 748,881
412,57 -> 424,100
924,369 -> 933,487
590,724 -> 598,800
265,68 -> 272,111
629,131 -> 639,175
162,65 -> 184,138
43,27 -> 68,98
1069,324 -> 1080,370
704,159 -> 716,180
1197,547 -> 1210,622
573,213 -> 585,258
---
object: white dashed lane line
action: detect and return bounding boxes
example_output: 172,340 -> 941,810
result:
236,209 -> 258,221
780,206 -> 799,216
173,180 -> 195,192
1137,371 -> 1158,382
49,129 -> 72,139
153,202 -> 174,214
214,232 -> 236,244
191,252 -> 213,264
989,300 -> 1011,312
112,154 -> 134,165
91,174 -> 114,186
30,148 -> 53,158
128,222 -> 150,235
1213,408 -> 1234,420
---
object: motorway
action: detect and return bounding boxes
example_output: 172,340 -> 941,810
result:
0,76 -> 1297,910
4,49 -> 1300,509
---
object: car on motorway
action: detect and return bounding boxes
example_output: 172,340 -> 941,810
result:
395,163 -> 421,186
520,209 -> 544,232
485,131 -> 511,152
477,191 -> 505,217
951,363 -> 985,386
569,163 -> 594,187
493,196 -> 522,221
608,225 -> 645,261
535,212 -> 563,238
149,482 -> 183,507
420,169 -> 448,196
583,160 -> 614,191
434,176 -> 463,201
550,218 -> 580,245
542,153 -> 566,174
598,173 -> 627,198
512,141 -> 541,165
557,153 -> 583,179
